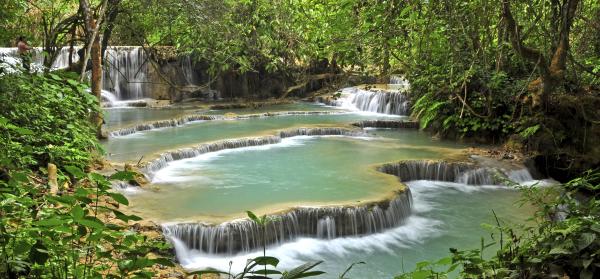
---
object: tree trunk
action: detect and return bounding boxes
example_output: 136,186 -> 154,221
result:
501,0 -> 579,110
101,0 -> 121,59
91,19 -> 104,139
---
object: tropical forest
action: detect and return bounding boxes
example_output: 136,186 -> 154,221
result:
0,0 -> 599,278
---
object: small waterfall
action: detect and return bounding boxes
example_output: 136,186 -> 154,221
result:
180,55 -> 196,85
378,160 -> 499,185
162,191 -> 412,255
389,75 -> 407,84
109,115 -> 222,137
0,47 -> 79,72
103,47 -> 149,100
50,47 -> 80,69
108,111 -> 346,137
143,136 -> 282,175
506,169 -> 534,183
352,120 -> 419,129
141,127 -> 362,176
335,88 -> 411,115
101,90 -> 119,105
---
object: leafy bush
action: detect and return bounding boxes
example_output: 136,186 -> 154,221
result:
0,71 -> 100,170
0,70 -> 172,278
0,167 -> 173,278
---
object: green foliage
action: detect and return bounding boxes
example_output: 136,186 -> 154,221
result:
0,167 -> 172,278
397,170 -> 600,278
0,68 -> 171,278
0,70 -> 100,170
519,124 -> 540,139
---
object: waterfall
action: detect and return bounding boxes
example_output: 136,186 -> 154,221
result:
378,160 -> 499,185
334,88 -> 411,115
389,75 -> 406,84
162,191 -> 412,255
0,47 -> 79,72
180,55 -> 196,85
141,127 -> 362,176
109,115 -> 222,137
506,169 -> 534,183
143,136 -> 283,175
101,90 -> 119,105
102,47 -> 149,100
378,160 -> 542,186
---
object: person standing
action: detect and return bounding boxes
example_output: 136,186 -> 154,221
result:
17,36 -> 32,71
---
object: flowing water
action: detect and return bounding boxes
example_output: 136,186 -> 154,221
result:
103,104 -> 406,162
126,130 -> 464,221
103,89 -> 540,278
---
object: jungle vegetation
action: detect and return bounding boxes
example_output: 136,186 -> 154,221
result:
1,0 -> 599,278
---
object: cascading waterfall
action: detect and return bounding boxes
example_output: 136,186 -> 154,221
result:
101,90 -> 119,105
143,136 -> 282,175
389,75 -> 407,85
162,190 -> 412,255
388,75 -> 411,92
109,115 -> 222,137
108,111 -> 347,137
102,47 -> 149,100
378,160 -> 538,186
507,169 -> 534,183
378,160 -> 498,185
0,47 -> 79,71
334,88 -> 411,115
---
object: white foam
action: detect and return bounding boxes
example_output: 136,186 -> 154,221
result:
173,216 -> 442,273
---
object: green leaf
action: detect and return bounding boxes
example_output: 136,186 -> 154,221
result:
251,269 -> 282,275
109,192 -> 129,205
71,205 -> 85,220
577,233 -> 596,251
77,217 -> 105,231
110,171 -> 136,181
247,210 -> 260,223
415,261 -> 430,269
113,209 -> 142,222
35,218 -> 64,226
281,261 -> 324,279
65,165 -> 85,178
253,256 -> 280,267
10,172 -> 29,183
435,257 -> 452,265
14,241 -> 32,255
410,270 -> 432,279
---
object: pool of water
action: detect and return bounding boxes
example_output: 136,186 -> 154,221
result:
175,180 -> 532,278
103,113 -> 406,162
102,102 -> 338,130
125,131 -> 466,221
